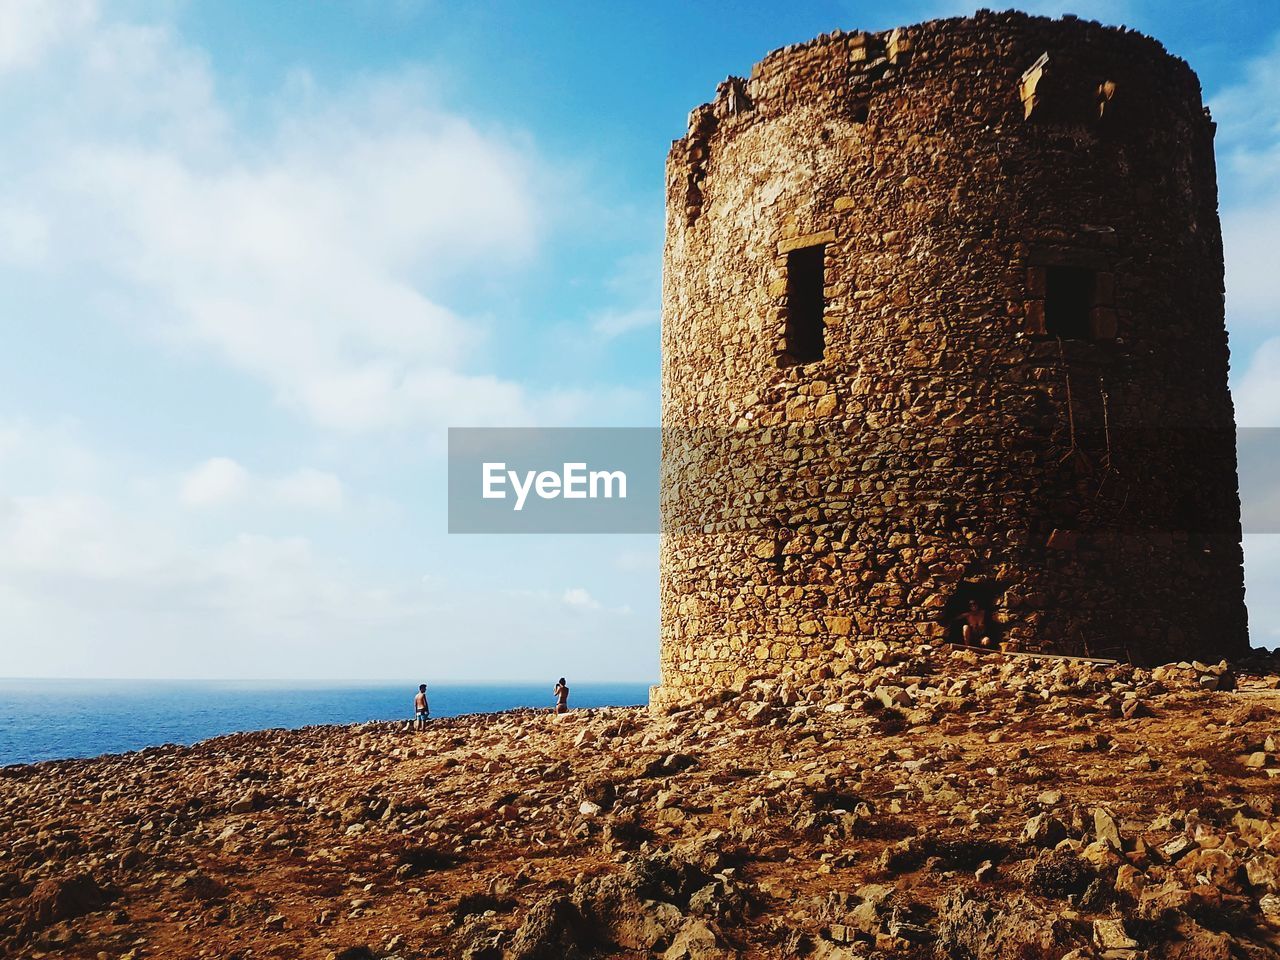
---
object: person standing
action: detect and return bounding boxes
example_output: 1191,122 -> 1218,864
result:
413,683 -> 430,730
553,678 -> 569,715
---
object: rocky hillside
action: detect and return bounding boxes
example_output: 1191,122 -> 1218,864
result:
3,644 -> 1280,959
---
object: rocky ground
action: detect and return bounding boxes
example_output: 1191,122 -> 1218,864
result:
3,644 -> 1280,960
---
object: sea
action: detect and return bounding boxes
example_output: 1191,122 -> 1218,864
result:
0,679 -> 653,767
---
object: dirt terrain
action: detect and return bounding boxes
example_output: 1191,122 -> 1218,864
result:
3,643 -> 1280,959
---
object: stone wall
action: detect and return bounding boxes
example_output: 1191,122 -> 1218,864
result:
657,11 -> 1248,701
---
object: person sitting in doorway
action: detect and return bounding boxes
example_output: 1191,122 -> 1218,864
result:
956,600 -> 993,648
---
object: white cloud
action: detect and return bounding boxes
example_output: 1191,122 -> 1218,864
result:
0,489 -> 440,677
0,204 -> 50,266
0,6 -> 660,683
1207,34 -> 1280,654
180,459 -> 347,510
0,454 -> 652,679
271,468 -> 344,511
3,492 -> 128,579
0,0 -> 96,74
562,586 -> 601,609
1211,35 -> 1280,176
592,308 -> 658,340
613,541 -> 658,574
562,586 -> 632,616
53,89 -> 538,430
506,584 -> 633,617
180,457 -> 249,506
584,248 -> 661,344
0,423 -> 21,460
1244,534 -> 1280,647
1213,34 -> 1280,338
1223,204 -> 1280,335
0,423 -> 654,679
0,6 -> 640,432
0,425 -> 403,674
1233,338 -> 1280,427
0,418 -> 103,491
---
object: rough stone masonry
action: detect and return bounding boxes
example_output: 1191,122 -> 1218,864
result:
657,11 -> 1249,703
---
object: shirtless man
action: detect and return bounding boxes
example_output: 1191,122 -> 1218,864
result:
957,600 -> 993,648
413,684 -> 430,730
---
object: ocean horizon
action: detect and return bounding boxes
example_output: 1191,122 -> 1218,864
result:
0,678 -> 654,767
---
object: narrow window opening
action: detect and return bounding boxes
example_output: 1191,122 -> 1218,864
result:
785,244 -> 826,363
1045,265 -> 1095,340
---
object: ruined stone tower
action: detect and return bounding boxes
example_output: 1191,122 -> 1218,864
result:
658,11 -> 1249,700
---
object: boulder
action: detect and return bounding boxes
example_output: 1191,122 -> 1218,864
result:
24,873 -> 110,929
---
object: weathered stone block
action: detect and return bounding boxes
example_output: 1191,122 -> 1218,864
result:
777,229 -> 837,254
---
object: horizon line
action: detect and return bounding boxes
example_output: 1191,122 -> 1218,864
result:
0,675 -> 659,686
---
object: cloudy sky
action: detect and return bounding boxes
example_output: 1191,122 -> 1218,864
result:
0,0 -> 1277,681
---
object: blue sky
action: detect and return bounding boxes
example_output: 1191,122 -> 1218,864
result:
0,0 -> 1278,680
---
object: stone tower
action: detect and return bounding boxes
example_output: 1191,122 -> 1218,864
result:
658,11 -> 1249,700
